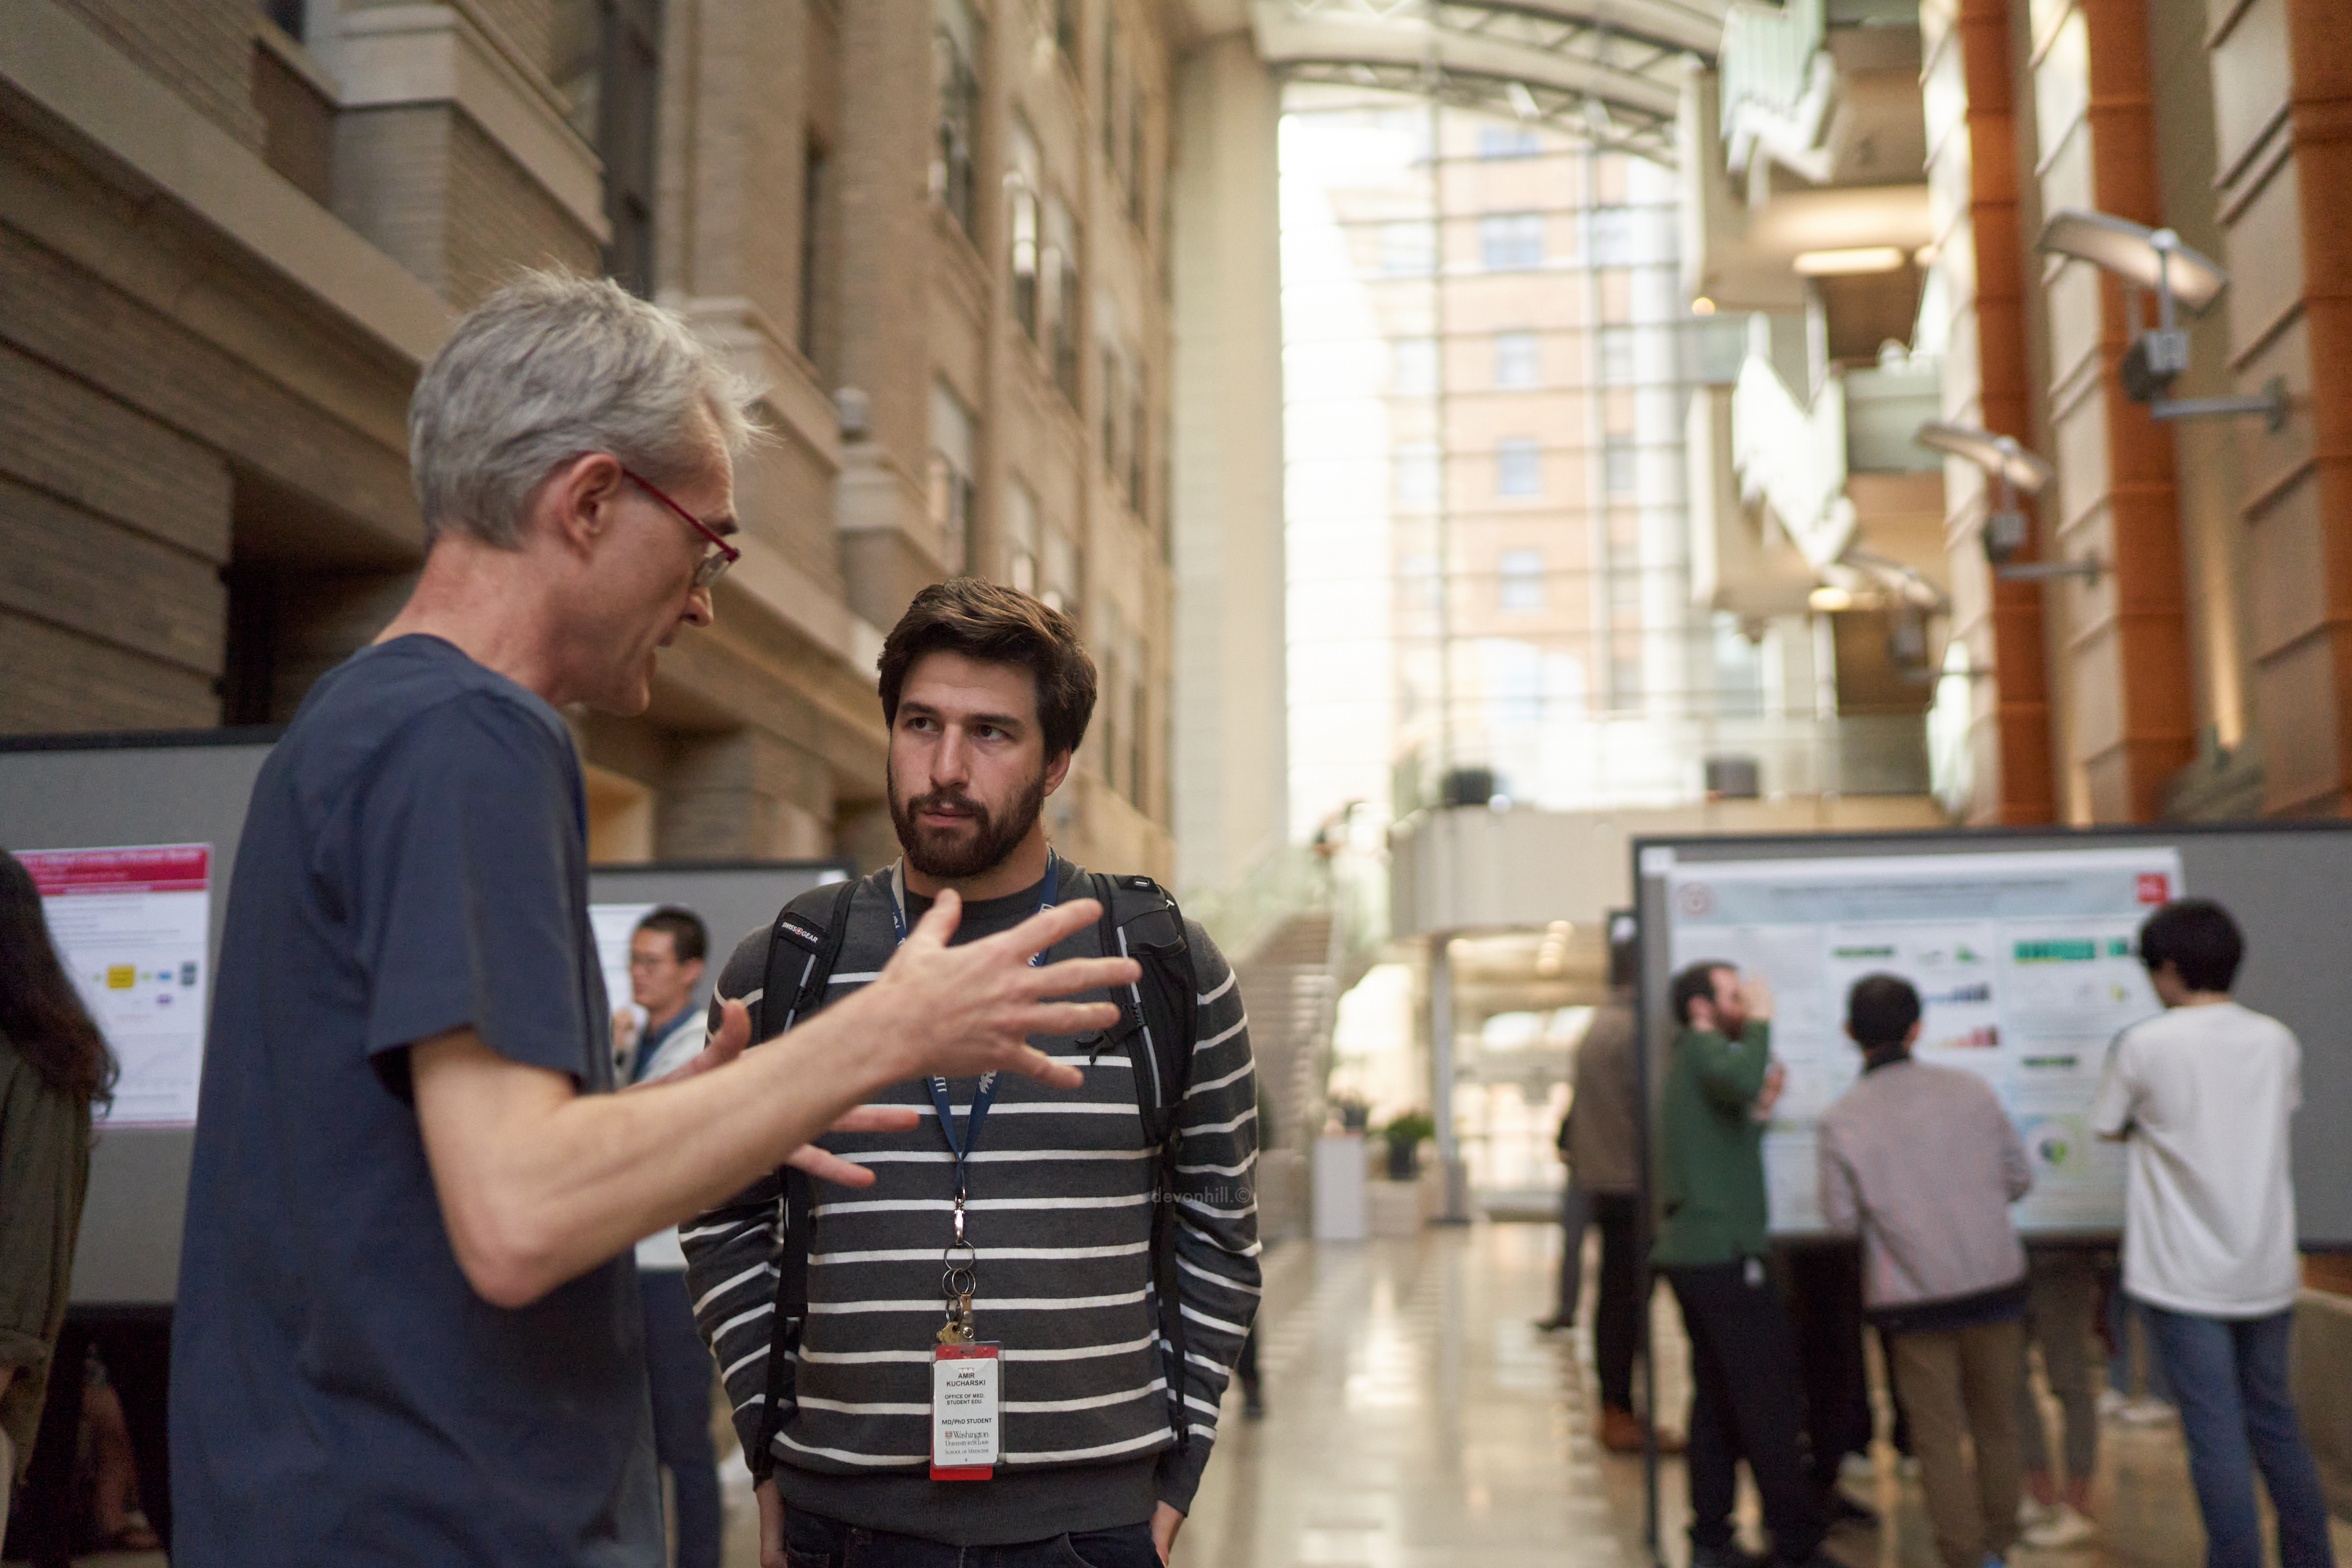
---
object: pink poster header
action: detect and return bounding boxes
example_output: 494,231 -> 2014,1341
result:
23,845 -> 212,897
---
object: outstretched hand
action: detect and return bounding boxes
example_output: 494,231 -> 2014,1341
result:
865,891 -> 1137,1088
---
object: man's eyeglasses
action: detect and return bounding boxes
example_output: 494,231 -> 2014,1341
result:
620,465 -> 739,590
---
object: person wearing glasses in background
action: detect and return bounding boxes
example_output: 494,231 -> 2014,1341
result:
612,906 -> 721,1568
169,273 -> 1138,1568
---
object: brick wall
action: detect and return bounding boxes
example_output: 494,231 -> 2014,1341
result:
335,105 -> 599,307
0,343 -> 229,733
445,111 -> 599,306
54,0 -> 265,153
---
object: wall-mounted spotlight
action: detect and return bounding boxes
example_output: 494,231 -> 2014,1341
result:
2037,209 -> 2286,429
1915,422 -> 2097,585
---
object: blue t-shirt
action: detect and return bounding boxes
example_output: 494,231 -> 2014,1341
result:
170,636 -> 660,1567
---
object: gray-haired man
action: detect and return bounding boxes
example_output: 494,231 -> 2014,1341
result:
169,274 -> 1139,1567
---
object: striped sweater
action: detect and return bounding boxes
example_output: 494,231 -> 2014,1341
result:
681,859 -> 1261,1545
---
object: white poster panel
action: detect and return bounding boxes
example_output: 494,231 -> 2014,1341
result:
1664,847 -> 2184,1233
590,901 -> 658,1047
26,844 -> 213,1127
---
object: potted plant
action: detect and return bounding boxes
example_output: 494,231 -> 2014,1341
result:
1379,1111 -> 1436,1182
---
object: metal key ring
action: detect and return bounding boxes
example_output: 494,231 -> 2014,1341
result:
941,1264 -> 978,1300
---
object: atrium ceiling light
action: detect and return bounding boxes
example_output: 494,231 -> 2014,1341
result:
2037,208 -> 2286,428
1915,422 -> 2097,587
1792,245 -> 1906,276
1690,296 -> 1716,315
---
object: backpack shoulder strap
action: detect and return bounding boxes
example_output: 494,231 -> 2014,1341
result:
746,874 -> 861,1481
1091,870 -> 1205,1453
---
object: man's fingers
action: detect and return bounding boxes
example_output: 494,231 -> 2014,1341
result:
1025,953 -> 1141,998
710,997 -> 751,1055
786,1142 -> 886,1187
828,1105 -> 921,1134
998,897 -> 1106,961
904,887 -> 963,948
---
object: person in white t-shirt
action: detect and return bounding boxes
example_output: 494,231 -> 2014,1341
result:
2090,898 -> 2333,1568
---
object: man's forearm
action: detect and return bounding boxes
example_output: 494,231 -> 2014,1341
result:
416,985 -> 911,1308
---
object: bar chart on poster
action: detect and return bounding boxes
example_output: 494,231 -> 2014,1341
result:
1655,845 -> 2184,1235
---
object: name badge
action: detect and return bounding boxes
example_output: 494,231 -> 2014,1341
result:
930,1342 -> 1001,1480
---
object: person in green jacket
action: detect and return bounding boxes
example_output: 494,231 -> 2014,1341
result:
0,848 -> 116,1552
1656,961 -> 1829,1568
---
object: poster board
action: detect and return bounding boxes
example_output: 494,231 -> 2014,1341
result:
1633,824 -> 2352,1248
0,731 -> 279,1305
0,730 -> 854,1305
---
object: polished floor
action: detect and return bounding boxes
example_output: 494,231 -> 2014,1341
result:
704,1221 -> 2351,1568
42,1223 -> 2341,1563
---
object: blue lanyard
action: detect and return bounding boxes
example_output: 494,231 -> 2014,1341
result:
893,851 -> 1060,1202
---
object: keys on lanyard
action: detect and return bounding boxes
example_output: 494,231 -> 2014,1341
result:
888,850 -> 1061,1346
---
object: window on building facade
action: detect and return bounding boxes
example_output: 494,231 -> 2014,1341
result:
1398,552 -> 1440,613
1102,8 -> 1121,168
1128,89 -> 1145,229
553,0 -> 662,295
1494,330 -> 1539,387
1044,527 -> 1080,617
1010,119 -> 1043,343
1099,601 -> 1124,794
1600,326 -> 1636,385
799,136 -> 829,363
1044,197 -> 1081,401
1005,479 -> 1041,593
1478,124 -> 1542,159
934,0 -> 981,239
1394,442 -> 1440,508
1127,377 -> 1147,513
1124,622 -> 1147,805
928,379 -> 977,568
1479,213 -> 1544,270
1496,437 -> 1541,497
1604,437 -> 1636,494
1392,337 -> 1438,396
1498,548 -> 1544,609
1100,346 -> 1123,476
1588,207 -> 1635,267
1379,219 -> 1436,277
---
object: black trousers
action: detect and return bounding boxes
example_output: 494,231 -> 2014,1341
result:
1591,1192 -> 1644,1414
1782,1240 -> 1872,1497
1666,1261 -> 1822,1564
13,1311 -> 172,1567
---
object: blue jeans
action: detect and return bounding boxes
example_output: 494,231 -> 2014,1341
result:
2142,1303 -> 2336,1568
781,1510 -> 1159,1567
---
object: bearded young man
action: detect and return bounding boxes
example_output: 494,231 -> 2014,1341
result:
686,579 -> 1262,1568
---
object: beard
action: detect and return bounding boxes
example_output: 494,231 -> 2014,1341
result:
888,760 -> 1051,881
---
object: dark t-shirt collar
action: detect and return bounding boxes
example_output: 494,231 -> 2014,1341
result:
901,858 -> 1070,941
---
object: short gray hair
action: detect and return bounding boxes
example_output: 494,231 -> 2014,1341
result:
409,272 -> 760,547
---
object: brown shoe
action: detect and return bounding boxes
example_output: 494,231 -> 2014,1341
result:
1598,1406 -> 1685,1455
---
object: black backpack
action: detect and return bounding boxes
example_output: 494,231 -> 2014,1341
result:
743,867 -> 1201,1481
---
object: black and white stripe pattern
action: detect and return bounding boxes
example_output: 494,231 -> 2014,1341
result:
681,860 -> 1259,1519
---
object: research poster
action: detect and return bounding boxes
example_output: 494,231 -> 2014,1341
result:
1661,846 -> 2184,1233
25,844 -> 213,1127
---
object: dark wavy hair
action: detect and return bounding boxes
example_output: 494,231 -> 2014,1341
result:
0,848 -> 117,1106
877,577 -> 1098,760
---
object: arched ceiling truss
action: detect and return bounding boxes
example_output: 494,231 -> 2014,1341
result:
1251,0 -> 1726,165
